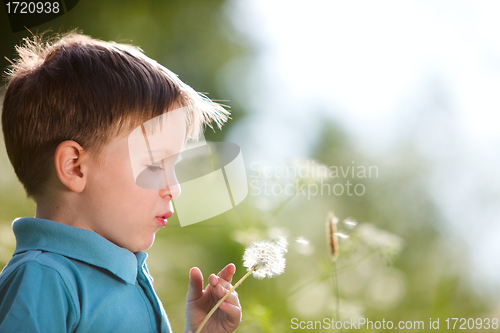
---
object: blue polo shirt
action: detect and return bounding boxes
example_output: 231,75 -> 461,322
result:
0,217 -> 172,332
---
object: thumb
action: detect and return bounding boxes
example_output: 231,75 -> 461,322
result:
186,267 -> 204,301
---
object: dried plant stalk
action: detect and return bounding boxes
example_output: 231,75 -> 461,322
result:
326,211 -> 339,261
326,211 -> 342,332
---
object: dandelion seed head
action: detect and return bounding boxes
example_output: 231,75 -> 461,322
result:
243,239 -> 287,279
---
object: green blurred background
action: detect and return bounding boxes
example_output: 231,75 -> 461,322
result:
1,1 -> 499,332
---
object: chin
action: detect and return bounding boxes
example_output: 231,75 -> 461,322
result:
135,234 -> 156,252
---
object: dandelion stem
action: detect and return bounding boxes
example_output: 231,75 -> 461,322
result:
195,267 -> 256,333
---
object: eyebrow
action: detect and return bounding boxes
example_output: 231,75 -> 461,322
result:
140,149 -> 180,158
140,150 -> 183,164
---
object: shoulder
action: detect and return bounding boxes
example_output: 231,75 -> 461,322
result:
0,251 -> 81,331
1,250 -> 81,300
2,250 -> 80,290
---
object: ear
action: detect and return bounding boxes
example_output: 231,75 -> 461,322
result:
54,140 -> 88,193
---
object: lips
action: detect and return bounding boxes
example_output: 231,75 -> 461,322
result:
156,206 -> 174,226
158,210 -> 173,220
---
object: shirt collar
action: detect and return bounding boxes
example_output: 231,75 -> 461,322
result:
12,217 -> 146,285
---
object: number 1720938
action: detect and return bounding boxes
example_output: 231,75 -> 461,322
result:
5,2 -> 60,14
445,318 -> 498,330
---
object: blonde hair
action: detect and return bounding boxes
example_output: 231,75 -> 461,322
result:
1,31 -> 229,199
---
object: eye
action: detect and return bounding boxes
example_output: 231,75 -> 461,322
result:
147,165 -> 163,172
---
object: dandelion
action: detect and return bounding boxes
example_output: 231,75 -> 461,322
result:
243,238 -> 287,279
195,239 -> 287,333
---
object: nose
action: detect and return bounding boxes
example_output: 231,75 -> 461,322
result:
159,183 -> 181,200
159,161 -> 181,200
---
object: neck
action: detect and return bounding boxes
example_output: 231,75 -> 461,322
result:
35,191 -> 90,231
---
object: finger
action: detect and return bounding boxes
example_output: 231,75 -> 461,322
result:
216,263 -> 236,283
219,300 -> 242,324
208,273 -> 219,288
215,284 -> 240,306
216,276 -> 236,295
186,267 -> 204,301
208,274 -> 234,293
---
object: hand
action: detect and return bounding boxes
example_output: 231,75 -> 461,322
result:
185,264 -> 242,333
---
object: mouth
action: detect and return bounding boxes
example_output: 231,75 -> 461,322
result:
156,206 -> 174,226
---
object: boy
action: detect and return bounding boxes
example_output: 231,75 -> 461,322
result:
0,32 -> 241,332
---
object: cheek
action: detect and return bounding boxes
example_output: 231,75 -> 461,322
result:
90,170 -> 141,212
102,158 -> 138,189
130,189 -> 159,210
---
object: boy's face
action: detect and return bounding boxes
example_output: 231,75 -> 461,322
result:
82,110 -> 186,253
